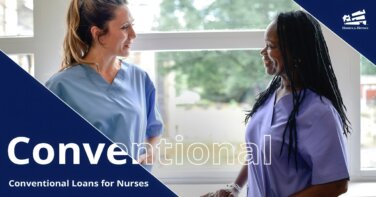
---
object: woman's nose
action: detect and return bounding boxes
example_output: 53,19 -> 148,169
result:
260,47 -> 266,56
129,26 -> 136,39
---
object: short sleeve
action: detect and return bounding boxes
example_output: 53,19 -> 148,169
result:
145,75 -> 164,138
299,107 -> 349,185
45,75 -> 64,98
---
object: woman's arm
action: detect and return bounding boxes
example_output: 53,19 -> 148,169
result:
290,179 -> 348,197
233,163 -> 248,190
201,163 -> 248,197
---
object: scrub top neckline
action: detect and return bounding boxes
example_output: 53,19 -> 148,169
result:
273,91 -> 292,107
269,89 -> 305,127
80,60 -> 127,91
270,89 -> 311,127
273,89 -> 309,107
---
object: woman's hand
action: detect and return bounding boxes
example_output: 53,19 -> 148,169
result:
138,136 -> 160,165
137,149 -> 154,165
201,186 -> 240,197
201,165 -> 247,197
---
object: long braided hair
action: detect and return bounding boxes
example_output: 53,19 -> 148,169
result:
245,11 -> 351,166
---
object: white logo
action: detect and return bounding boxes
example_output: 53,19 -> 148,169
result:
343,9 -> 366,25
342,9 -> 368,30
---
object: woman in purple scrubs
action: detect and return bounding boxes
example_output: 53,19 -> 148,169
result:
202,10 -> 350,197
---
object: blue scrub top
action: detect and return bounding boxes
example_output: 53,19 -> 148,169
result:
46,61 -> 163,160
245,89 -> 349,197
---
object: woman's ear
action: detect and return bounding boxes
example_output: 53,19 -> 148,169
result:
90,26 -> 102,45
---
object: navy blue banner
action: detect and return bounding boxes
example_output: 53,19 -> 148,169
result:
294,0 -> 376,65
0,51 -> 176,196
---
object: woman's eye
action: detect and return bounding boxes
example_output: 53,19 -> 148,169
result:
267,44 -> 276,49
121,23 -> 134,30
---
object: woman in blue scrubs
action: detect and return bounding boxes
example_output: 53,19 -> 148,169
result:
46,0 -> 163,170
202,11 -> 350,197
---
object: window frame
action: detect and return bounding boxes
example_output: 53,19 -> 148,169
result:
0,0 -> 67,83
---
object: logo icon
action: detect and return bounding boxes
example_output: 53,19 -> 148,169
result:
343,9 -> 367,26
342,9 -> 369,30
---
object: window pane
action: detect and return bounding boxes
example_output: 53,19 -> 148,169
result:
360,56 -> 376,170
8,54 -> 34,76
128,50 -> 272,171
129,0 -> 299,32
0,0 -> 33,37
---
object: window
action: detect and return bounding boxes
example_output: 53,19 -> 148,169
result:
0,0 -> 33,76
360,56 -> 376,170
128,50 -> 271,173
127,0 -> 375,183
0,0 -> 33,37
129,0 -> 299,32
0,0 -> 34,75
126,0 -> 301,181
8,54 -> 34,76
0,0 -> 66,82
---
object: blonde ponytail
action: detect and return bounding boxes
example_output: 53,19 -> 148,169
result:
61,0 -> 92,70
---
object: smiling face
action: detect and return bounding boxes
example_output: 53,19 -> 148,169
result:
260,21 -> 284,76
99,5 -> 136,57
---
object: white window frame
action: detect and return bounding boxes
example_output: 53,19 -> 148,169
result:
0,0 -> 67,83
0,0 -> 374,184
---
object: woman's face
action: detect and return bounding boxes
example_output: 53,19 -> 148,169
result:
99,5 -> 136,57
260,22 -> 284,76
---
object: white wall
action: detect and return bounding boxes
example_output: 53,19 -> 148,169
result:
322,25 -> 361,179
33,0 -> 68,83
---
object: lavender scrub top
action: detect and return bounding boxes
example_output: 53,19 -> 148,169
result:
245,89 -> 349,197
45,61 -> 163,160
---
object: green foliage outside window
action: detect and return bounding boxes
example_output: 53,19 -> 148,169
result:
155,0 -> 299,104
